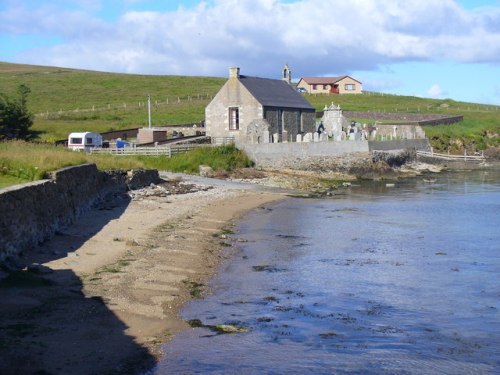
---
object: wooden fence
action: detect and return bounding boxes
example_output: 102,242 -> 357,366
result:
89,144 -> 203,157
416,150 -> 485,162
89,137 -> 234,157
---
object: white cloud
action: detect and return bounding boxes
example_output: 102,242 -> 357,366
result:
427,84 -> 447,98
2,0 -> 499,77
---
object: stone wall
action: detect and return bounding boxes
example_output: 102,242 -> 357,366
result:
240,139 -> 430,169
263,108 -> 316,143
369,139 -> 431,152
0,164 -> 160,265
343,111 -> 463,126
205,77 -> 262,144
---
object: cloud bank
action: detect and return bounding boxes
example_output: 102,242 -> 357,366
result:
1,0 -> 499,78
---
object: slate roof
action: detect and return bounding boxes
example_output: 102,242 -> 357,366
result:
239,75 -> 314,110
300,76 -> 362,84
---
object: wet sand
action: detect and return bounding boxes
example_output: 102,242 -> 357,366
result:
0,179 -> 285,375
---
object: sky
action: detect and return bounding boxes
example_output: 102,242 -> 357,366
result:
1,0 -> 499,105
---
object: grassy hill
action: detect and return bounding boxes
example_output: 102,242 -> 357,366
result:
0,62 -> 225,141
1,62 -> 499,152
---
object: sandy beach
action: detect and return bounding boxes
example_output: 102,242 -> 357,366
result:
0,175 -> 286,375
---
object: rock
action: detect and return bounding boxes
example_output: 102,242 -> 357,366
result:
199,165 -> 214,177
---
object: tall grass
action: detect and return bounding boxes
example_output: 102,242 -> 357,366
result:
0,141 -> 145,185
0,142 -> 252,188
138,144 -> 254,174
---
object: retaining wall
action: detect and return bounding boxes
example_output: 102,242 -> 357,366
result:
0,164 -> 160,265
343,111 -> 463,126
240,139 -> 430,169
369,139 -> 431,152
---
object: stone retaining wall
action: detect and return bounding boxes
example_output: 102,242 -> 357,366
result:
240,139 -> 430,169
0,164 -> 160,266
342,111 -> 463,126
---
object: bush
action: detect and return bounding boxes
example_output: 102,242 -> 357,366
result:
0,85 -> 34,140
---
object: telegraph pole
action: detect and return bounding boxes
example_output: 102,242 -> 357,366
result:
148,95 -> 152,128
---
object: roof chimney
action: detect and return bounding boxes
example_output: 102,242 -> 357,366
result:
229,67 -> 240,79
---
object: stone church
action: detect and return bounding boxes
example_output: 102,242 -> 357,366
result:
205,66 -> 316,145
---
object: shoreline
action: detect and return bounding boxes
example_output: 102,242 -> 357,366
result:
1,162 -> 498,374
0,179 -> 286,375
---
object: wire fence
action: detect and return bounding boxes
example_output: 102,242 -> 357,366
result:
34,93 -> 215,120
306,91 -> 500,113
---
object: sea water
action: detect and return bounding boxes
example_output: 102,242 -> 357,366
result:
155,170 -> 500,374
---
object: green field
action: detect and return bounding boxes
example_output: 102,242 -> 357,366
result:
1,61 -> 499,151
0,62 -> 225,141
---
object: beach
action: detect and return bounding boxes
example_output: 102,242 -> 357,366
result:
0,176 -> 286,375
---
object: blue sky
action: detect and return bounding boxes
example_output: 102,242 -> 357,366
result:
1,0 -> 499,105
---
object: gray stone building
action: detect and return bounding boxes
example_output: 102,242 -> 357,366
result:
205,67 -> 316,145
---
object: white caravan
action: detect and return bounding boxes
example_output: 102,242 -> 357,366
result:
67,132 -> 103,151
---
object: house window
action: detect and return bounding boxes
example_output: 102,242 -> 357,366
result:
323,85 -> 328,90
229,107 -> 239,130
312,84 -> 317,90
345,84 -> 355,91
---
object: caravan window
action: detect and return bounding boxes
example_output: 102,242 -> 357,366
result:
86,137 -> 93,144
70,137 -> 83,144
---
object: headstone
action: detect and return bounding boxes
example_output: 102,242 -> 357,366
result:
296,134 -> 302,142
262,130 -> 270,143
282,130 -> 288,143
313,132 -> 320,142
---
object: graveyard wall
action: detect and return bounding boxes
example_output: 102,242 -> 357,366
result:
240,139 -> 430,169
0,164 -> 160,266
343,111 -> 463,126
369,139 -> 431,152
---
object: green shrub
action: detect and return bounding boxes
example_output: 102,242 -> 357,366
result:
140,144 -> 253,174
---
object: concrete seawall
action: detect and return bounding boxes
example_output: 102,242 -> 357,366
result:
0,164 -> 160,266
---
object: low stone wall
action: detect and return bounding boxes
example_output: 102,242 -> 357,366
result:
343,111 -> 463,126
369,139 -> 431,152
240,139 -> 430,169
0,164 -> 160,266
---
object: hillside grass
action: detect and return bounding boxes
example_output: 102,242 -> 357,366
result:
1,62 -> 498,153
0,141 -> 251,188
0,62 -> 224,141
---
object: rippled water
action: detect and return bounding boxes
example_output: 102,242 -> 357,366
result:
155,170 -> 500,374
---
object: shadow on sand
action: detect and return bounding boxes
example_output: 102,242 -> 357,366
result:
0,193 -> 156,375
